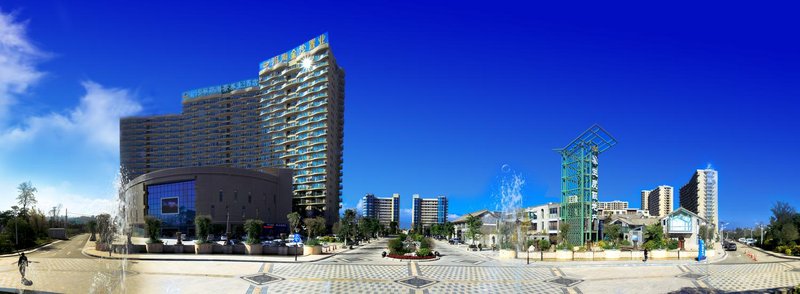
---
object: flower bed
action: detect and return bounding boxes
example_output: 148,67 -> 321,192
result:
387,254 -> 436,260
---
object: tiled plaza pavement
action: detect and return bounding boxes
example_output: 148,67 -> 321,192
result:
683,261 -> 800,292
6,236 -> 800,293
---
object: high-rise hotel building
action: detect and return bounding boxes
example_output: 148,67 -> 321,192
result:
679,168 -> 718,232
411,194 -> 448,229
120,33 -> 344,224
362,193 -> 400,226
644,185 -> 673,217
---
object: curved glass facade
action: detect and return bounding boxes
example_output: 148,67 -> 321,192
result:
147,180 -> 196,234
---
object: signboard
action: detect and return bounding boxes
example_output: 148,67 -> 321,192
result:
698,239 -> 706,261
260,33 -> 329,70
292,233 -> 302,243
182,78 -> 259,100
161,197 -> 179,214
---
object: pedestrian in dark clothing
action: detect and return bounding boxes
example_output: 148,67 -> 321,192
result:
643,248 -> 649,262
18,252 -> 29,281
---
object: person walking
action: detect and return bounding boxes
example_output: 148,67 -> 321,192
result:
643,248 -> 649,262
17,252 -> 29,282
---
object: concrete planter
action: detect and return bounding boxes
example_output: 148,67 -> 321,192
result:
604,249 -> 621,259
195,243 -> 213,254
278,246 -> 288,255
499,249 -> 517,260
264,246 -> 278,255
542,252 -> 556,260
146,243 -> 163,253
173,245 -> 184,253
556,250 -> 572,260
651,249 -> 667,259
303,245 -> 322,256
245,244 -> 263,255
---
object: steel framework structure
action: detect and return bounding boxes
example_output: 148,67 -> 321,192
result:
555,124 -> 617,246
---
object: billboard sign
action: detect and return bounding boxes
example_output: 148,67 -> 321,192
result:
161,197 -> 179,214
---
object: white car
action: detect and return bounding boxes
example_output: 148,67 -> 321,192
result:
738,238 -> 746,243
745,238 -> 756,245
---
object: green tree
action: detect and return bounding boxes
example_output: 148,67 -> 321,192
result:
781,223 -> 799,244
444,221 -> 455,239
16,181 -> 37,216
194,215 -> 212,243
87,219 -> 98,241
304,216 -> 326,239
144,216 -> 162,243
244,219 -> 264,244
558,223 -> 571,246
389,221 -> 399,234
604,223 -> 622,245
286,212 -> 301,233
538,238 -> 551,251
644,223 -> 665,250
465,214 -> 483,246
338,209 -> 356,246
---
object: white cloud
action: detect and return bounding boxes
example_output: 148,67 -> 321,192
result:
0,10 -> 46,123
1,81 -> 142,153
401,208 -> 413,217
0,180 -> 116,216
356,198 -> 365,215
0,10 -> 138,216
448,213 -> 460,220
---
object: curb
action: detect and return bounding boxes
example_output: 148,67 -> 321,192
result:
741,242 -> 800,261
0,240 -> 62,257
81,242 -> 363,264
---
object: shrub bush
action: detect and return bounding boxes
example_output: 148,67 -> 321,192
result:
619,239 -> 632,246
244,219 -> 264,244
416,248 -> 432,257
306,238 -> 321,246
601,241 -> 618,250
194,215 -> 213,244
419,238 -> 432,249
539,239 -> 551,251
786,248 -> 792,256
318,236 -> 337,243
388,238 -> 405,254
144,216 -> 162,244
667,239 -> 679,250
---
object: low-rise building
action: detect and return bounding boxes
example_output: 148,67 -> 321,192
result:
604,214 -> 661,247
660,207 -> 708,251
452,209 -> 500,247
525,203 -> 560,240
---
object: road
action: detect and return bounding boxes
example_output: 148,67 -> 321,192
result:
1,236 -> 799,293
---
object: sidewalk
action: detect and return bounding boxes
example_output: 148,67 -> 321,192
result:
741,241 -> 800,261
81,238 -> 358,263
441,240 -> 728,266
0,240 -> 61,258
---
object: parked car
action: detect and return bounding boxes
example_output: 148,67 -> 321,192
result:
745,238 -> 756,246
738,238 -> 746,243
724,242 -> 737,251
449,238 -> 462,245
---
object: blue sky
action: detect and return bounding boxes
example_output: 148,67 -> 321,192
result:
0,1 -> 797,228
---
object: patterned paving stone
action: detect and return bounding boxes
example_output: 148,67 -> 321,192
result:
267,280 -> 407,293
419,265 -> 554,282
241,273 -> 284,286
546,277 -> 583,287
395,276 -> 439,289
271,264 -> 408,280
424,280 -> 564,294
